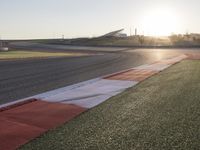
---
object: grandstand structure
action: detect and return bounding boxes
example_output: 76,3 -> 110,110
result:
102,29 -> 127,38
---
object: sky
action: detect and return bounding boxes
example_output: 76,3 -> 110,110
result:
0,0 -> 200,39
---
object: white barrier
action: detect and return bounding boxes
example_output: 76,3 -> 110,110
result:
0,47 -> 9,51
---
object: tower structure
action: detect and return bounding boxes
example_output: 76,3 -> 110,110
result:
135,28 -> 137,36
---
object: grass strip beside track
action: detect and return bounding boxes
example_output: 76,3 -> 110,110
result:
21,60 -> 200,150
0,51 -> 86,60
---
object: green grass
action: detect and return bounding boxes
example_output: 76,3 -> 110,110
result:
20,60 -> 200,150
0,51 -> 85,60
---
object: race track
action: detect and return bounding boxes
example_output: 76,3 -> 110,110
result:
0,42 -> 199,104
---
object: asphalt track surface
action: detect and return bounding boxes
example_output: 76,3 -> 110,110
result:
1,42 -> 200,105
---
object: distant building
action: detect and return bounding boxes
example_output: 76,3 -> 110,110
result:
102,29 -> 127,38
0,40 -> 9,51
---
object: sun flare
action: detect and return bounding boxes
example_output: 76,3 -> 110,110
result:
141,7 -> 179,36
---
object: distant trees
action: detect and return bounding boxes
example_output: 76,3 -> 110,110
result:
138,35 -> 145,45
169,34 -> 184,43
169,34 -> 200,46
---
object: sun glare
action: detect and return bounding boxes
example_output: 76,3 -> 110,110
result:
141,7 -> 179,36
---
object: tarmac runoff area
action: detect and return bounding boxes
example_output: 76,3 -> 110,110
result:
0,54 -> 192,150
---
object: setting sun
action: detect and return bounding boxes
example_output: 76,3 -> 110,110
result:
141,7 -> 180,36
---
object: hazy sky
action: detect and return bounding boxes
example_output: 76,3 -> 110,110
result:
0,0 -> 200,39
